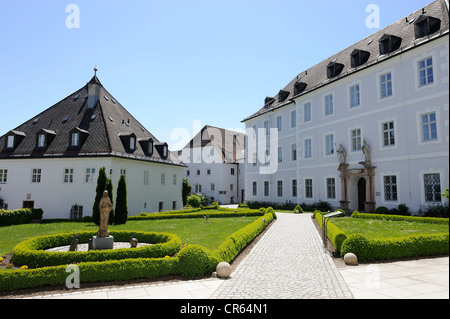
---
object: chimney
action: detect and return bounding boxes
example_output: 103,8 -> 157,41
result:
87,68 -> 101,109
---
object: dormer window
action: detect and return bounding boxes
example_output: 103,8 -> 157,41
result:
379,34 -> 402,55
278,90 -> 290,103
7,136 -> 14,148
350,49 -> 371,68
293,82 -> 307,96
71,133 -> 80,146
414,15 -> 441,39
139,138 -> 154,156
326,62 -> 345,79
130,136 -> 136,151
69,127 -> 89,148
38,134 -> 46,147
155,142 -> 169,160
35,129 -> 56,149
3,130 -> 26,151
118,132 -> 137,153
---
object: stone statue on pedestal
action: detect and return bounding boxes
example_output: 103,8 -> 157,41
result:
97,190 -> 113,238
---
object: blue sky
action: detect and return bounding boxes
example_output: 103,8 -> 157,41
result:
0,0 -> 433,150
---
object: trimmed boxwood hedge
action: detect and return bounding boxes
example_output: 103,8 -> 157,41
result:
351,211 -> 449,225
0,210 -> 276,291
314,211 -> 347,252
0,209 -> 44,226
11,231 -> 182,268
129,208 -> 265,221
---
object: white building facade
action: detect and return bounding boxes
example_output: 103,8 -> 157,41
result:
243,0 -> 449,213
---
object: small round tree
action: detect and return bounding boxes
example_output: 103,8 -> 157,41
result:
182,178 -> 192,206
114,174 -> 128,225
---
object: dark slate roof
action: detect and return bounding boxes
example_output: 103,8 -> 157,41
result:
243,0 -> 449,122
0,75 -> 184,167
182,125 -> 246,163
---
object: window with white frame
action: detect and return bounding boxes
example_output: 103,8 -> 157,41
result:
351,129 -> 362,151
7,136 -> 14,148
418,57 -> 434,87
38,134 -> 46,147
326,178 -> 336,199
305,179 -> 313,198
291,143 -> 297,161
424,173 -> 441,202
291,110 -> 296,128
382,121 -> 395,147
383,175 -> 398,201
85,168 -> 96,183
325,134 -> 334,156
278,146 -> 283,163
421,112 -> 437,142
324,94 -> 333,116
64,168 -> 74,183
380,72 -> 392,99
252,181 -> 257,196
195,184 -> 202,193
350,84 -> 360,108
0,169 -> 7,183
304,138 -> 312,159
31,168 -> 41,183
264,181 -> 269,197
70,205 -> 83,219
277,180 -> 283,197
211,183 -> 215,191
276,116 -> 282,131
304,102 -> 311,122
71,133 -> 80,147
292,179 -> 297,197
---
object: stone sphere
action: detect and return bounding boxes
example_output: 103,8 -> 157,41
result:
216,262 -> 232,278
344,253 -> 358,265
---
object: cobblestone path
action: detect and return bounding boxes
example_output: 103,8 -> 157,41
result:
210,213 -> 354,299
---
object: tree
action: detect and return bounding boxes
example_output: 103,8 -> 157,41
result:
114,174 -> 128,225
92,167 -> 107,226
182,178 -> 192,206
187,194 -> 201,208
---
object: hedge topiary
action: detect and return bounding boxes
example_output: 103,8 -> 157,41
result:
294,205 -> 303,214
177,244 -> 218,277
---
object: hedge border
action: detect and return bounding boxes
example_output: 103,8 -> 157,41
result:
314,211 -> 347,252
0,209 -> 43,226
351,211 -> 449,225
0,209 -> 276,291
11,231 -> 182,268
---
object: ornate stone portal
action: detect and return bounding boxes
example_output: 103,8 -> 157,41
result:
337,142 -> 376,212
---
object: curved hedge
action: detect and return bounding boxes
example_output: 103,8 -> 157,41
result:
11,231 -> 182,268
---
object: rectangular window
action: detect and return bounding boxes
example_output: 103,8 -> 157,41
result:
0,169 -> 7,183
422,112 -> 437,141
305,179 -> 313,198
64,169 -> 74,183
278,146 -> 283,163
130,137 -> 135,150
291,110 -> 296,128
231,168 -> 235,175
211,183 -> 215,191
144,171 -> 149,185
38,134 -> 46,147
276,116 -> 282,131
70,205 -> 83,219
173,174 -> 177,185
195,184 -> 202,193
172,201 -> 177,210
304,102 -> 311,122
351,129 -> 362,151
206,169 -> 211,175
382,121 -> 395,146
161,173 -> 166,185
325,134 -> 334,156
350,84 -> 360,108
380,72 -> 392,99
277,180 -> 283,197
230,184 -> 234,191
383,175 -> 398,201
292,179 -> 297,197
186,170 -> 190,176
196,169 -> 200,175
291,143 -> 297,161
424,173 -> 441,202
326,178 -> 336,199
324,94 -> 333,116
71,133 -> 80,146
418,57 -> 434,86
252,181 -> 257,196
32,168 -> 41,183
7,136 -> 14,148
159,202 -> 164,212
264,120 -> 269,136
264,181 -> 269,197
305,139 -> 312,159
85,168 -> 96,183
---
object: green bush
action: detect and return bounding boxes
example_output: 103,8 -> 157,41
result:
341,233 -> 449,261
114,174 -> 128,225
294,205 -> 303,214
11,231 -> 182,268
0,208 -> 43,226
186,195 -> 201,208
352,211 -> 448,225
129,209 -> 264,221
314,211 -> 347,252
177,244 -> 218,277
375,206 -> 389,214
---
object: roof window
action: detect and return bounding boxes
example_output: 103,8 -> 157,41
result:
293,82 -> 307,96
326,61 -> 345,79
378,34 -> 402,55
414,15 -> 441,39
277,90 -> 290,103
350,49 -> 371,68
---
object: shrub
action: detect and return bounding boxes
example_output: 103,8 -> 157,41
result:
375,206 -> 389,214
294,205 -> 303,214
92,167 -> 107,226
417,203 -> 449,218
177,244 -> 218,277
352,211 -> 448,225
186,195 -> 201,208
0,208 -> 43,226
314,211 -> 347,252
114,174 -> 128,225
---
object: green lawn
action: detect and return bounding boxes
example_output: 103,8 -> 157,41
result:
0,215 -> 259,257
332,217 -> 449,239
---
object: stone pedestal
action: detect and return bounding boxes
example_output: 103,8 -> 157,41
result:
92,235 -> 114,250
